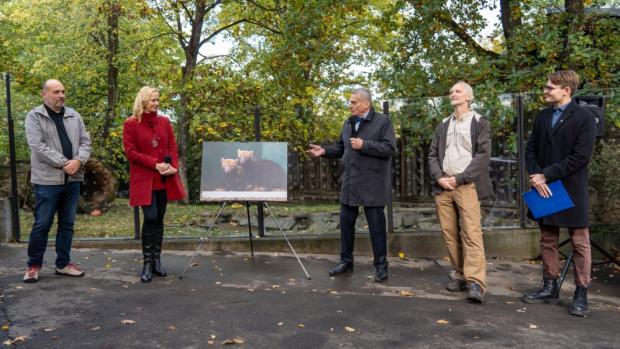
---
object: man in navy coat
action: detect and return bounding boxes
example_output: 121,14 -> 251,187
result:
522,70 -> 595,317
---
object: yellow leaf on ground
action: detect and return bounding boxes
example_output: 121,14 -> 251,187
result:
398,252 -> 405,259
298,323 -> 305,328
399,290 -> 415,297
222,337 -> 244,345
436,319 -> 450,325
3,336 -> 27,345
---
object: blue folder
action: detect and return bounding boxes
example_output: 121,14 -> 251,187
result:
522,180 -> 575,219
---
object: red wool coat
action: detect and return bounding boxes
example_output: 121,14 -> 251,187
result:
122,112 -> 186,206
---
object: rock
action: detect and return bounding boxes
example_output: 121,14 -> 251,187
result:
400,213 -> 420,228
294,214 -> 311,230
417,222 -> 441,231
265,216 -> 296,230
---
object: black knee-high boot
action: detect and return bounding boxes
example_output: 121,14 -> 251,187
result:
141,231 -> 155,283
152,228 -> 167,277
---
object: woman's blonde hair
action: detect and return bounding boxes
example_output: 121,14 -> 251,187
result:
132,86 -> 159,121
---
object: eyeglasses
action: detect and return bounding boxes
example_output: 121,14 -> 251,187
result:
543,85 -> 563,91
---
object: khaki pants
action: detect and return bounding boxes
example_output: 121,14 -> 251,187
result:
435,183 -> 487,290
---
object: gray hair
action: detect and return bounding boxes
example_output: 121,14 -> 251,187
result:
452,81 -> 474,102
351,87 -> 372,103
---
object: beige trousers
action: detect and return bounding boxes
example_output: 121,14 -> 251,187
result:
435,183 -> 487,290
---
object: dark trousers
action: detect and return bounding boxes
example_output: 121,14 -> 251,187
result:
141,190 -> 168,263
27,182 -> 81,268
339,204 -> 388,271
540,224 -> 591,287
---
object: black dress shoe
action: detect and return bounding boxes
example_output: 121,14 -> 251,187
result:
374,269 -> 388,282
328,263 -> 353,276
522,278 -> 558,304
141,262 -> 153,283
467,282 -> 484,303
568,286 -> 589,317
446,279 -> 467,292
153,258 -> 167,277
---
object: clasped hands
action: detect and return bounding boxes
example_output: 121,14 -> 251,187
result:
155,162 -> 177,176
63,159 -> 81,175
437,176 -> 458,191
530,173 -> 552,198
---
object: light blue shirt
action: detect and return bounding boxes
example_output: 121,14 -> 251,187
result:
355,110 -> 370,132
552,101 -> 570,128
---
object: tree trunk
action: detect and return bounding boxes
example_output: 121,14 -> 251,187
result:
103,0 -> 120,141
175,0 -> 207,202
500,0 -> 522,43
565,0 -> 584,16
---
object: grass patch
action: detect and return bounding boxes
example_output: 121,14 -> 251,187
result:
17,199 -> 340,240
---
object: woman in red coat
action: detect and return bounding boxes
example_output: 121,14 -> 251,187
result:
123,86 -> 186,282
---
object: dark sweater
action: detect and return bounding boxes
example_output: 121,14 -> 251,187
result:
44,104 -> 73,160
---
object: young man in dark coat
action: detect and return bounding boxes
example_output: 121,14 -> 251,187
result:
522,70 -> 595,317
307,87 -> 396,282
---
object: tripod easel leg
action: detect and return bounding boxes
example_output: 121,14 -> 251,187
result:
179,202 -> 228,280
557,251 -> 574,296
246,202 -> 254,257
263,202 -> 311,280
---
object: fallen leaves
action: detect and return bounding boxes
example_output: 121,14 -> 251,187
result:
1,325 -> 8,331
436,319 -> 450,325
297,323 -> 305,328
398,290 -> 415,297
222,337 -> 244,345
2,336 -> 27,346
121,320 -> 136,325
344,326 -> 356,333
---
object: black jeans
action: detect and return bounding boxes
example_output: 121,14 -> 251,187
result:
339,204 -> 388,271
141,190 -> 168,262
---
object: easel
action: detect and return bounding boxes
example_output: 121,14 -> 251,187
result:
179,201 -> 311,280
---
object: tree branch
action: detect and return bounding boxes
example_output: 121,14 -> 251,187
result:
439,11 -> 500,58
198,19 -> 247,47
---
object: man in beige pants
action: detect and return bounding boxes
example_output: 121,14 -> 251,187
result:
428,81 -> 493,302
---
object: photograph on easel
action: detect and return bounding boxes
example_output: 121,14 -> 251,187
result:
200,142 -> 288,201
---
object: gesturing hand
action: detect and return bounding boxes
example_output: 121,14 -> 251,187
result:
307,144 -> 326,158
